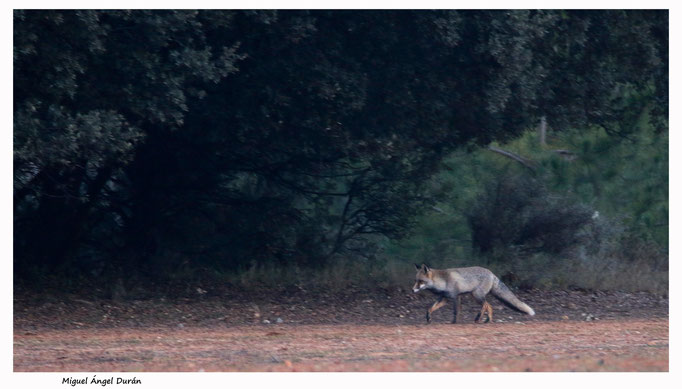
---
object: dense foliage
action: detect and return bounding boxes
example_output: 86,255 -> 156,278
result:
14,10 -> 667,285
385,118 -> 667,291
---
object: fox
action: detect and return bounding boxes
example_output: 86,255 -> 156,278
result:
412,264 -> 535,324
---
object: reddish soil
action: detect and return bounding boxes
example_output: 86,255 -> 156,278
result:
13,288 -> 668,372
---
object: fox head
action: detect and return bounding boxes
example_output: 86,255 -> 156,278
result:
413,263 -> 433,293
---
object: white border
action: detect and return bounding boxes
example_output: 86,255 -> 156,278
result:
5,3 -> 676,388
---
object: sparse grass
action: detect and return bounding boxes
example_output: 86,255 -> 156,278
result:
220,257 -> 431,292
483,250 -> 668,294
17,246 -> 666,297
218,254 -> 667,295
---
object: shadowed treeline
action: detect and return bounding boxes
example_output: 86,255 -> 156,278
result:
14,10 -> 667,294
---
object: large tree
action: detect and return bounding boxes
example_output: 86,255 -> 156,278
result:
14,10 -> 243,275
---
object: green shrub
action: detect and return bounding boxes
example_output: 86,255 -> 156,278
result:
468,174 -> 594,257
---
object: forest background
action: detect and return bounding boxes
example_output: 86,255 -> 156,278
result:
13,10 -> 668,297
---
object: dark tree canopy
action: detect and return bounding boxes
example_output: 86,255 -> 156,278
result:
13,10 -> 668,281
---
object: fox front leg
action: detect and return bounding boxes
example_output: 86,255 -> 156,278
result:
451,294 -> 462,324
426,296 -> 447,324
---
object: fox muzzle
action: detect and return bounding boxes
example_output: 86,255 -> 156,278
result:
412,283 -> 426,293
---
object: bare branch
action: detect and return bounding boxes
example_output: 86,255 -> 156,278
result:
487,145 -> 536,172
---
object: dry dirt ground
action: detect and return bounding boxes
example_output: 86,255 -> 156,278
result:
14,288 -> 668,372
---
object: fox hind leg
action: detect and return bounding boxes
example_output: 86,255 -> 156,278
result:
472,288 -> 493,324
475,301 -> 493,323
484,301 -> 493,323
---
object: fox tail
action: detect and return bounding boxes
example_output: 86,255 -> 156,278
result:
490,278 -> 535,316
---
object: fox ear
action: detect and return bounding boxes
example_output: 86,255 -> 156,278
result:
414,263 -> 421,271
422,264 -> 431,272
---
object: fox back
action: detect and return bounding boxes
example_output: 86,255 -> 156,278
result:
412,264 -> 496,296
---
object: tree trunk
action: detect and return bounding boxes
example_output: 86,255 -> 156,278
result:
538,116 -> 547,146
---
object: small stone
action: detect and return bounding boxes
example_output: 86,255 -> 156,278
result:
262,319 -> 271,324
276,318 -> 283,324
